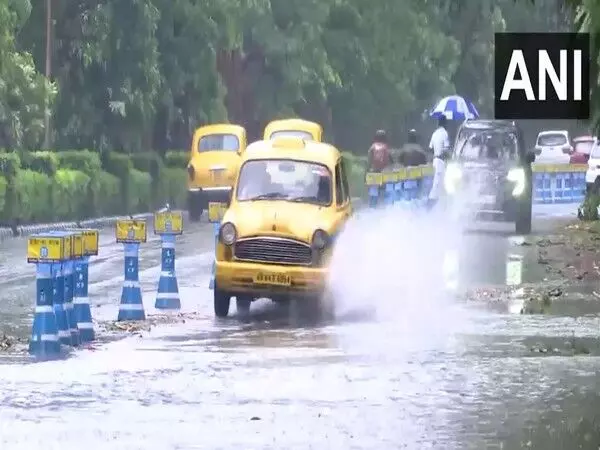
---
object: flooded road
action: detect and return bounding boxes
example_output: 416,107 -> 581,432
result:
1,205 -> 599,449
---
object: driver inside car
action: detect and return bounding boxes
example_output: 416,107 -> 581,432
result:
238,162 -> 273,199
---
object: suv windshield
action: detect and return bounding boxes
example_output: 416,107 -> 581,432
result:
537,133 -> 567,147
454,129 -> 518,161
198,134 -> 239,152
236,159 -> 332,205
269,130 -> 314,140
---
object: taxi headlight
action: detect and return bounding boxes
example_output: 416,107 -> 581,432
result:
311,229 -> 329,250
444,163 -> 462,193
219,222 -> 237,245
507,167 -> 525,196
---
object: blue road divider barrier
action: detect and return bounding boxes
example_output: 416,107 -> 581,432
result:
27,228 -> 99,358
208,202 -> 228,290
365,165 -> 434,208
153,209 -> 184,310
365,163 -> 587,207
24,209 -> 198,360
531,163 -> 586,204
115,219 -> 147,321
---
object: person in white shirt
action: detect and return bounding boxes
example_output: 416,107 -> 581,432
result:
427,150 -> 450,210
428,116 -> 450,158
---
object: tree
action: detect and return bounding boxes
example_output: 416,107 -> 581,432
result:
0,0 -> 56,149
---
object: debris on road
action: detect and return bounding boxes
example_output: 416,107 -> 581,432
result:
98,311 -> 206,336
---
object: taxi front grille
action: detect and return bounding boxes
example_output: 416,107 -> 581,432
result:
234,237 -> 312,266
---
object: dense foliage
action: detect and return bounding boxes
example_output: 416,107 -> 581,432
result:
0,0 -> 595,223
1,0 -> 579,155
0,149 -> 188,225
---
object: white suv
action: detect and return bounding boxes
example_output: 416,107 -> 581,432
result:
586,138 -> 600,192
534,130 -> 572,164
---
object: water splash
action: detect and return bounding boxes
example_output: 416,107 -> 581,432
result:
327,204 -> 471,333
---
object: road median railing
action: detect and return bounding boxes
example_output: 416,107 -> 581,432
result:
531,163 -> 586,204
364,163 -> 587,207
365,165 -> 433,207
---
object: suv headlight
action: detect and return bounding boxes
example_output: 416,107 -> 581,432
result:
444,163 -> 462,193
311,229 -> 329,250
507,167 -> 525,196
219,222 -> 237,245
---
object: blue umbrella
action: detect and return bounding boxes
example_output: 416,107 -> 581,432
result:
430,95 -> 479,121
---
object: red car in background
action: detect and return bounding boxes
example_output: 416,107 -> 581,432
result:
570,135 -> 595,164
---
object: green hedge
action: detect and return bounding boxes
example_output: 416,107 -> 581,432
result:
0,147 -> 366,225
0,149 -> 189,225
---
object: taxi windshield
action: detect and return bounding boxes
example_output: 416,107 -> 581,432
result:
455,129 -> 518,161
236,159 -> 332,205
269,130 -> 314,140
198,133 -> 239,152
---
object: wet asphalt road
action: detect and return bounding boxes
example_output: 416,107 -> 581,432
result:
1,205 -> 600,449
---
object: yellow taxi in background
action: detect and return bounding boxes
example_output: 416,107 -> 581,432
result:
187,124 -> 247,221
263,118 -> 323,141
213,136 -> 352,317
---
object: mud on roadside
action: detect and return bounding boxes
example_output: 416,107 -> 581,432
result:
523,220 -> 600,284
0,311 -> 208,355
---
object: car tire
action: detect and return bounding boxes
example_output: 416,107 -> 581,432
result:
214,286 -> 231,318
515,197 -> 532,234
593,178 -> 600,195
188,192 -> 203,222
236,296 -> 252,317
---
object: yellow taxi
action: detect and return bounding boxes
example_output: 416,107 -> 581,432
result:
263,118 -> 323,141
213,136 -> 352,317
187,124 -> 247,221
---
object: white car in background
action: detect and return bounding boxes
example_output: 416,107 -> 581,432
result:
534,130 -> 572,164
585,138 -> 600,192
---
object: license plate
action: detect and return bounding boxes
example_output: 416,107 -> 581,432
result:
253,273 -> 291,286
211,170 -> 224,182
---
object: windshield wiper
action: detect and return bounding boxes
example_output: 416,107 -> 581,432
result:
288,195 -> 324,203
246,192 -> 286,201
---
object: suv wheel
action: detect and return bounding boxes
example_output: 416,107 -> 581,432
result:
515,197 -> 532,234
214,286 -> 231,317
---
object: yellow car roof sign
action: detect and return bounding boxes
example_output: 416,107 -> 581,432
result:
271,136 -> 306,150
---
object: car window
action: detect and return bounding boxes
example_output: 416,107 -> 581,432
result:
537,134 -> 567,147
335,163 -> 346,205
198,134 -> 239,152
574,141 -> 594,155
591,142 -> 600,158
269,130 -> 314,140
340,158 -> 351,202
236,159 -> 332,205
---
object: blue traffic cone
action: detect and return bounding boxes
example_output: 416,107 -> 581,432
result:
63,258 -> 80,346
118,243 -> 145,321
73,256 -> 95,342
52,263 -> 71,345
29,263 -> 61,357
155,234 -> 181,309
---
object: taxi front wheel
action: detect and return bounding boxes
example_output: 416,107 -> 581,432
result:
214,287 -> 231,318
